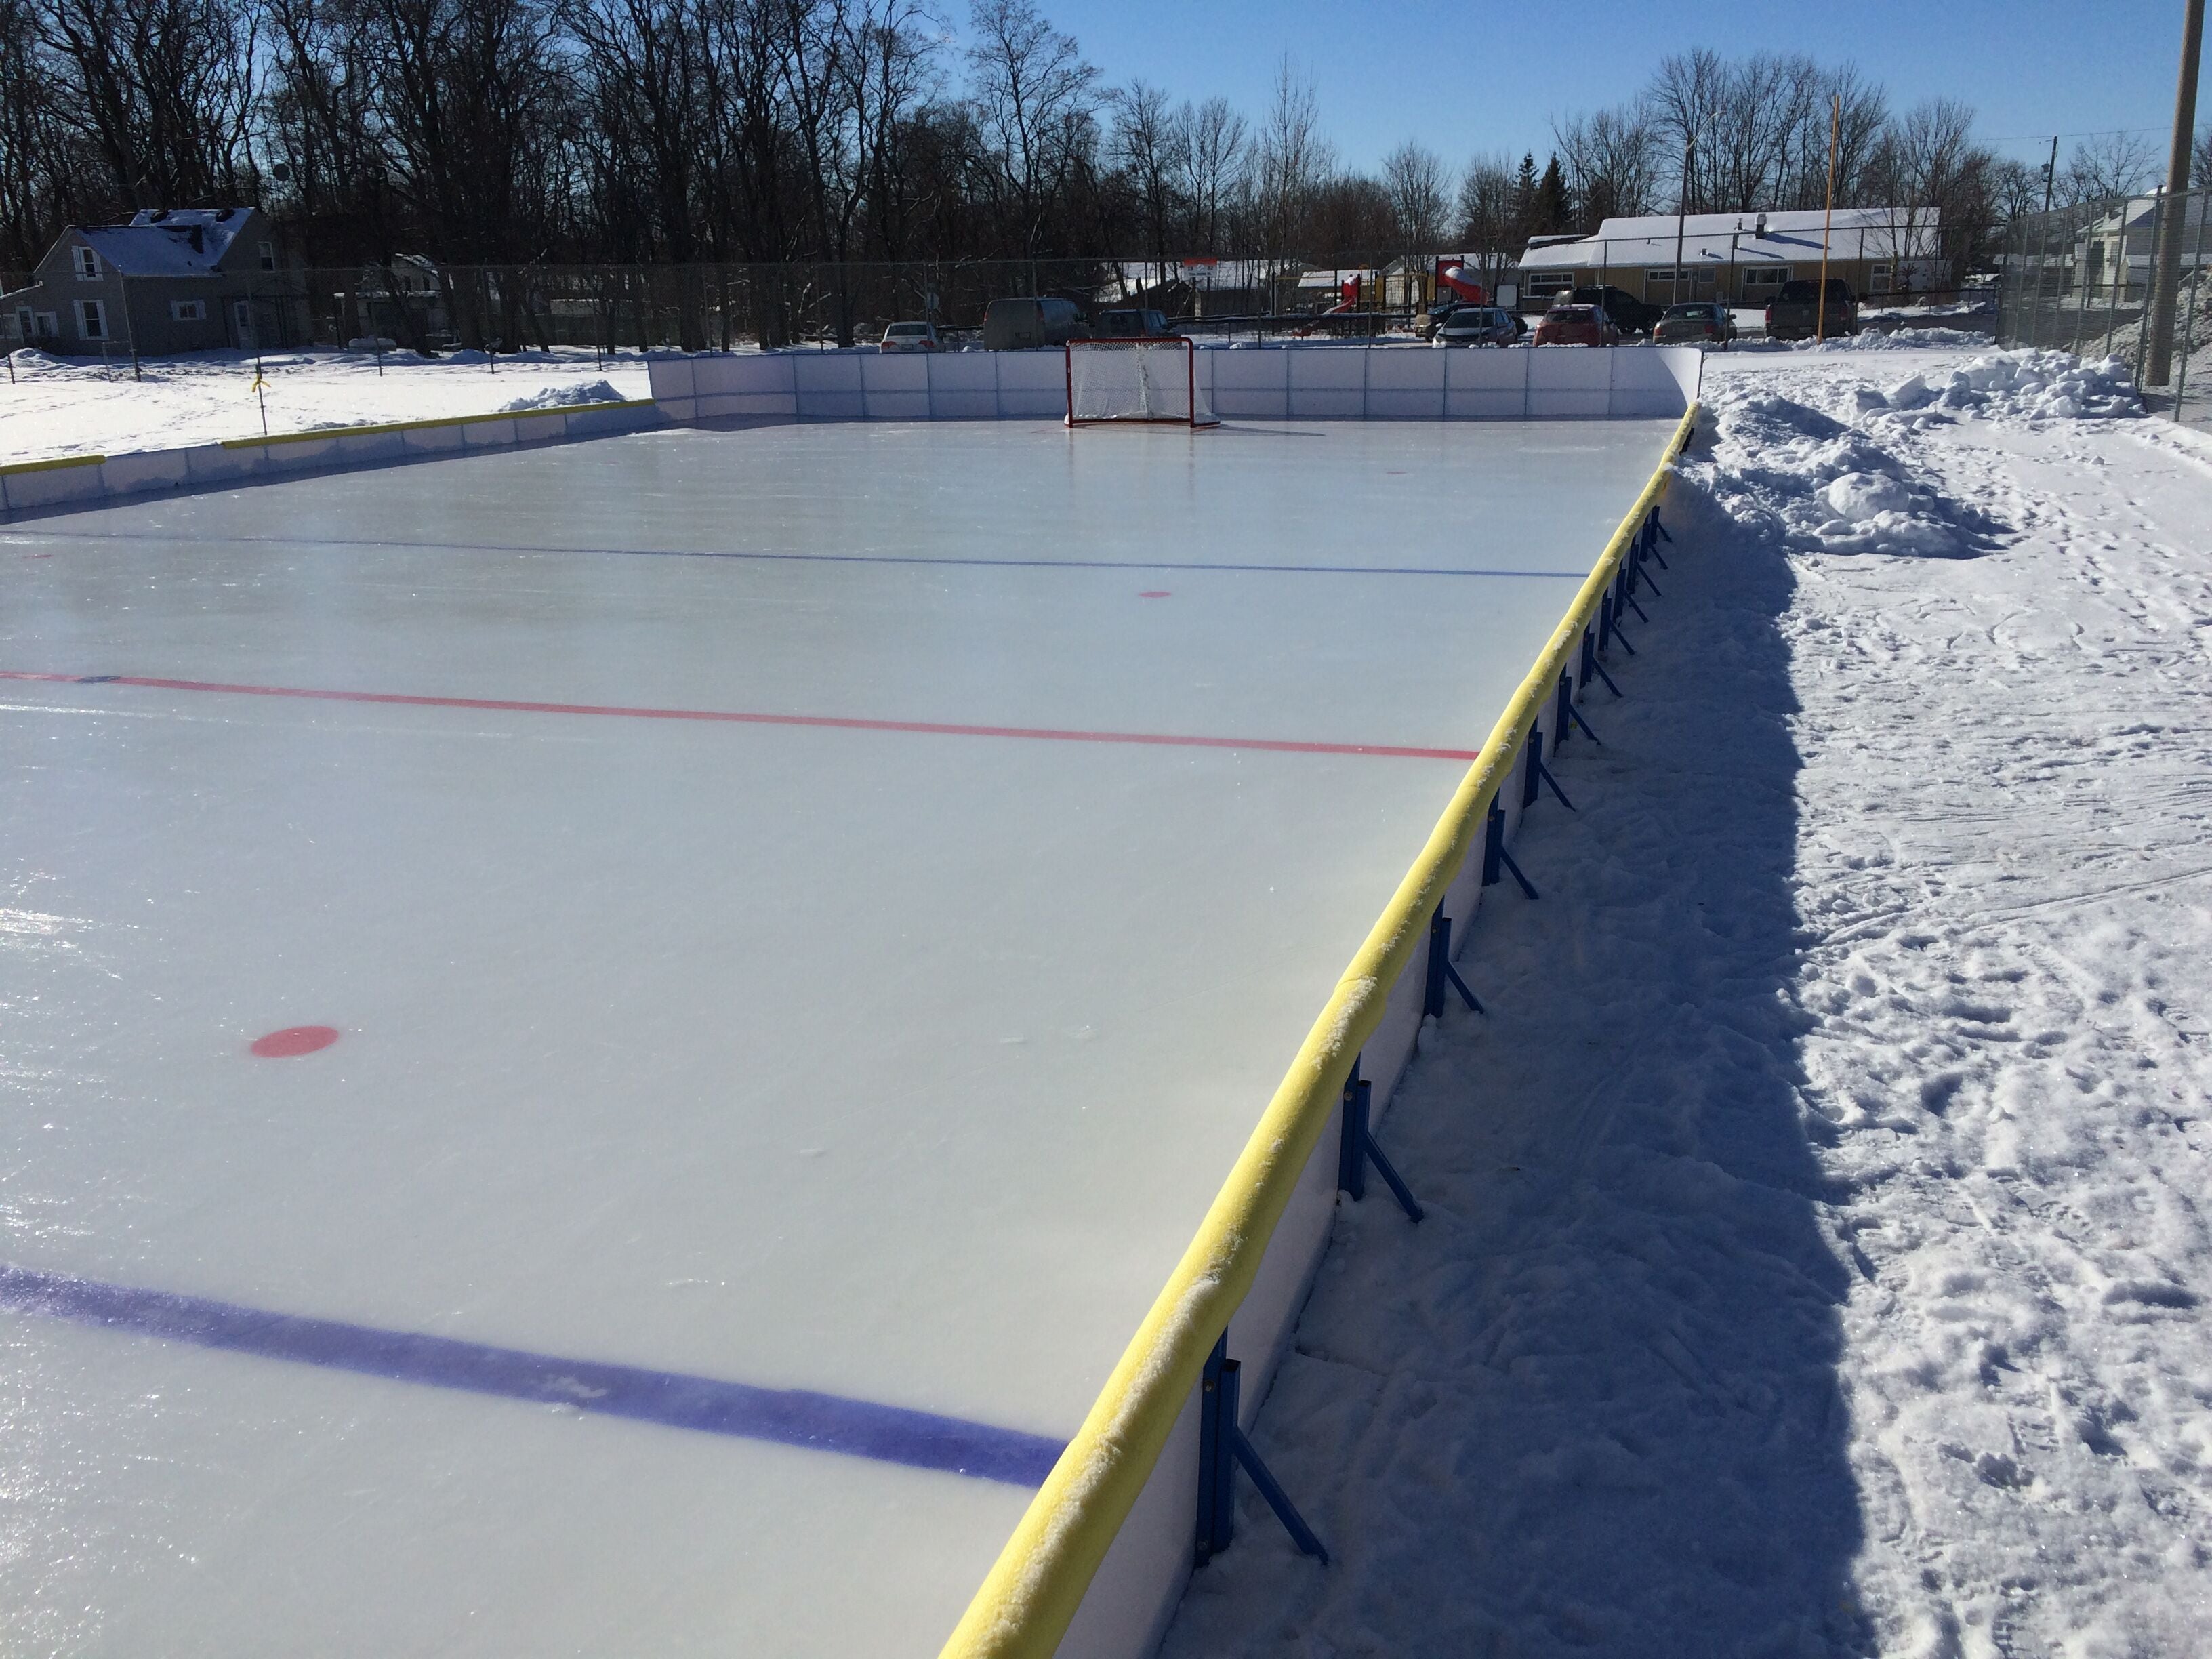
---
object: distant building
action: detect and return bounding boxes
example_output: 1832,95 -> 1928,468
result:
2068,194 -> 2211,294
1514,207 -> 1947,308
1,207 -> 307,356
344,254 -> 451,343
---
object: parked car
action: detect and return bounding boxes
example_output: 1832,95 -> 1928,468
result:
982,295 -> 1090,349
1534,304 -> 1623,346
1568,284 -> 1663,336
1653,301 -> 1736,348
1765,277 -> 1858,341
1433,306 -> 1523,346
879,321 -> 943,352
1092,308 -> 1173,337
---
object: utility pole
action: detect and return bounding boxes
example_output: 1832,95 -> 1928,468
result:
1817,94 -> 1841,340
1673,136 -> 1695,308
2147,0 -> 2207,386
2043,135 -> 2060,213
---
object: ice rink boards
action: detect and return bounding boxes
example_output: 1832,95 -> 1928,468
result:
0,417 -> 1675,1656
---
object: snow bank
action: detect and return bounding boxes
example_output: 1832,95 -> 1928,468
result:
495,378 -> 626,413
1672,346 -> 2139,560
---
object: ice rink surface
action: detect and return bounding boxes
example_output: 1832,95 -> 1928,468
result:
0,418 -> 1673,1656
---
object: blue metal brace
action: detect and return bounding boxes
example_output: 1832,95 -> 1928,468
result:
1197,1334 -> 1330,1566
1636,556 -> 1664,598
1559,675 -> 1602,743
1481,800 -> 1539,899
1649,506 -> 1674,566
1425,907 -> 1483,1017
1582,626 -> 1622,698
1598,592 -> 1616,653
1337,1056 -> 1424,1222
1523,724 -> 1574,812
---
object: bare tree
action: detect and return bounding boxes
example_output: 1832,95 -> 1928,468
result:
1552,104 -> 1658,225
2061,129 -> 2158,204
37,0 -> 260,207
1252,54 -> 1332,260
1380,139 -> 1446,251
1109,78 -> 1183,266
963,0 -> 1096,262
1453,151 -> 1516,276
1174,94 -> 1244,256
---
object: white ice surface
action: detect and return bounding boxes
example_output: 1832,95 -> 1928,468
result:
1160,350 -> 2212,1657
1,346 -> 651,462
0,418 -> 1675,1656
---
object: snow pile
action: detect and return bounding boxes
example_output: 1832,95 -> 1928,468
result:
1671,390 -> 1980,558
495,378 -> 626,413
1866,350 -> 2140,422
1817,325 -> 1994,352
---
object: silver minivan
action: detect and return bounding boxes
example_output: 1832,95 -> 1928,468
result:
982,296 -> 1089,350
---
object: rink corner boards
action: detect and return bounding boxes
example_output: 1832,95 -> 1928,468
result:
935,402 -> 1700,1659
0,399 -> 662,520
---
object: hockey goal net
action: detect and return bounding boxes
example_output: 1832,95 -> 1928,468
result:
1065,337 -> 1216,427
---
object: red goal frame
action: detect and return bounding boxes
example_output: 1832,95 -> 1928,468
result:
1063,337 -> 1219,428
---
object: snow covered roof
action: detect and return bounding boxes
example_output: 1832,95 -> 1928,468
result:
1519,207 -> 1940,271
72,209 -> 256,276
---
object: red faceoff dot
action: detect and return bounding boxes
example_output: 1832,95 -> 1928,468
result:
1139,590 -> 1171,598
251,1025 -> 340,1059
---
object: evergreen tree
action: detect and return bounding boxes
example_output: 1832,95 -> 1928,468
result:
1536,154 -> 1572,234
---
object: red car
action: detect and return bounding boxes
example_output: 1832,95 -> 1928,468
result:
1534,304 -> 1623,346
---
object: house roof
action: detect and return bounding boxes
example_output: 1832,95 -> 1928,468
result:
1519,206 -> 1941,271
73,209 -> 256,276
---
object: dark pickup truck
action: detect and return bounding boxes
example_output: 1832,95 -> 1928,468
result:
1765,277 -> 1858,341
1566,284 -> 1664,336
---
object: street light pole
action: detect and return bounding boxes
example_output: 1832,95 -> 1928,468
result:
1673,136 -> 1694,308
2147,0 -> 2207,386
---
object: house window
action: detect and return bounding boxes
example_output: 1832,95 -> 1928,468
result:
170,298 -> 207,322
73,245 -> 102,280
1742,267 -> 1789,291
12,306 -> 28,340
77,298 -> 107,340
1868,264 -> 1893,294
258,240 -> 276,272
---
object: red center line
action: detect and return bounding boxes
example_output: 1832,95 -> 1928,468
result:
0,670 -> 1483,763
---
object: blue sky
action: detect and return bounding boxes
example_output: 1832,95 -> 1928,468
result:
987,0 -> 2193,176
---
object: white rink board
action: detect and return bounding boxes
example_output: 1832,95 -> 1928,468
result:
0,419 -> 1675,1658
652,342 -> 1700,424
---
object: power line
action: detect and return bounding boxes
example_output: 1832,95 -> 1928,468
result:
1984,125 -> 2168,142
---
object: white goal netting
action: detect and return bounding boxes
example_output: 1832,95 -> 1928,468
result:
1065,339 -> 1216,426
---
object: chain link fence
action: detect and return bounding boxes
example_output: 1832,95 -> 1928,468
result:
231,256 -> 1427,359
1994,186 -> 2212,428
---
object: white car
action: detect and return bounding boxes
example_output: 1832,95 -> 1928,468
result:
880,321 -> 943,353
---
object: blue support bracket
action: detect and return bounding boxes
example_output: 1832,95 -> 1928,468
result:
1598,591 -> 1615,653
1650,506 -> 1674,565
1425,907 -> 1483,1017
1522,724 -> 1574,812
1481,800 -> 1539,899
1559,674 -> 1601,743
1196,1334 -> 1330,1566
1337,1055 -> 1425,1222
1582,625 -> 1622,698
1622,581 -> 1651,626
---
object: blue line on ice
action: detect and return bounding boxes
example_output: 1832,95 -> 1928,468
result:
0,1262 -> 1065,1486
18,528 -> 1586,581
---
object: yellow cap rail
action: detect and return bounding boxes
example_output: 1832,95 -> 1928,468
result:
940,401 -> 1700,1659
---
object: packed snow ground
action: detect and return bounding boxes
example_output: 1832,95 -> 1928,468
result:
1162,340 -> 2212,1658
1,345 -> 649,462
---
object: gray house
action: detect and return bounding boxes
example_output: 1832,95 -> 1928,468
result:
2,207 -> 307,357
